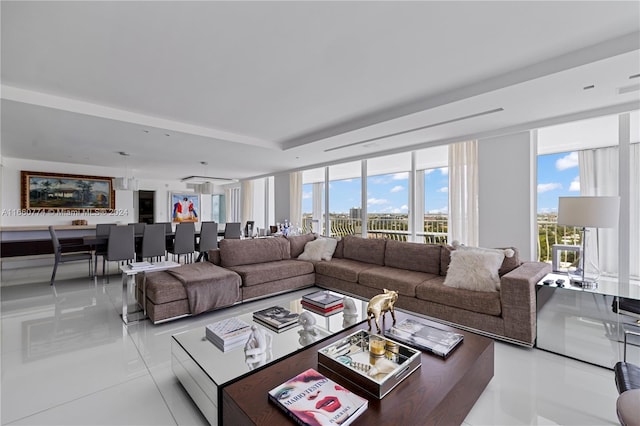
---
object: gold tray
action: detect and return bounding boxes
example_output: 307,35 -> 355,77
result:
317,329 -> 421,399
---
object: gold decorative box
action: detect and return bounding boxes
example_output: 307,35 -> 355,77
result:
317,329 -> 421,399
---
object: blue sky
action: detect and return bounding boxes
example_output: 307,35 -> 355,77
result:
537,151 -> 580,214
302,151 -> 579,215
302,168 -> 450,215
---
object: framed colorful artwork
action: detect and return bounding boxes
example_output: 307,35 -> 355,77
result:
170,193 -> 200,223
21,171 -> 115,211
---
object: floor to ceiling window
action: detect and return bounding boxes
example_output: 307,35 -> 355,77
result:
416,145 -> 449,244
302,168 -> 325,234
537,111 -> 639,280
328,161 -> 361,237
366,153 -> 411,241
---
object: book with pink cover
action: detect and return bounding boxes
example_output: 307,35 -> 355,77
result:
268,368 -> 367,426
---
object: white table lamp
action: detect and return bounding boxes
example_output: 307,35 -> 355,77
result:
557,196 -> 620,287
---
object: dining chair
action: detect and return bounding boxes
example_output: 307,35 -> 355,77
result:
103,224 -> 135,281
94,223 -> 115,276
224,222 -> 242,239
196,221 -> 218,262
140,223 -> 166,263
129,222 -> 146,260
49,226 -> 93,285
156,222 -> 174,256
169,222 -> 196,263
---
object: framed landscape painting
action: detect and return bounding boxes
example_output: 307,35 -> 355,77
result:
21,171 -> 115,211
171,193 -> 200,223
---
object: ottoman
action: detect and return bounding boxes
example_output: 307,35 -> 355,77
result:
136,262 -> 241,323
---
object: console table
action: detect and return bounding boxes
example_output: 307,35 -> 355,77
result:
536,273 -> 640,369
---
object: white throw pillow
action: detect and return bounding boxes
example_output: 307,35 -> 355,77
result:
297,239 -> 326,261
320,237 -> 338,261
443,248 -> 505,292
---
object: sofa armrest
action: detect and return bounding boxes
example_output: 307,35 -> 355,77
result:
208,249 -> 221,266
500,261 -> 551,345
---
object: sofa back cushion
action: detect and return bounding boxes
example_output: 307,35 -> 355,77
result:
287,234 -> 316,258
384,240 -> 441,274
342,235 -> 386,266
219,237 -> 291,267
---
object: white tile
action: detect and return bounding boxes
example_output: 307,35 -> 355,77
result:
148,365 -> 208,426
5,374 -> 176,426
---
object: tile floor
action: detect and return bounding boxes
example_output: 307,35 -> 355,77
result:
0,263 -> 623,425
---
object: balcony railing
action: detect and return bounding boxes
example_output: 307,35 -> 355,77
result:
302,215 -> 448,244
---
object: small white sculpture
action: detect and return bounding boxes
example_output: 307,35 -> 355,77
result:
342,298 -> 359,328
244,325 -> 273,370
297,311 -> 318,346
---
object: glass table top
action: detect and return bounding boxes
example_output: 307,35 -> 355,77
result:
171,288 -> 369,386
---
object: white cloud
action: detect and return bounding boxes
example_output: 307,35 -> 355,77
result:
424,169 -> 435,175
569,176 -> 580,192
367,197 -> 388,205
302,191 -> 312,199
427,206 -> 448,214
439,167 -> 449,176
556,152 -> 578,171
400,204 -> 408,210
437,186 -> 448,193
393,172 -> 408,180
390,185 -> 404,193
538,183 -> 562,193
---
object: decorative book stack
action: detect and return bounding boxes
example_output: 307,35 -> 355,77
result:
268,368 -> 367,426
252,306 -> 300,332
301,291 -> 344,316
128,261 -> 152,270
205,317 -> 252,352
384,318 -> 464,358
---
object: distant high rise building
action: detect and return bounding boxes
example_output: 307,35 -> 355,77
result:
349,207 -> 361,219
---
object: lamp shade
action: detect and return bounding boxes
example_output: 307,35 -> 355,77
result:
557,196 -> 620,228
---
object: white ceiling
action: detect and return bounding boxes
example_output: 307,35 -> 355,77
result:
2,1 -> 639,182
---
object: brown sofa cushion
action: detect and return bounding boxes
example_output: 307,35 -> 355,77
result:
342,235 -> 386,265
498,247 -> 521,276
333,238 -> 344,258
227,259 -> 314,287
287,234 -> 316,258
384,240 -> 441,275
416,276 -> 502,316
359,266 -> 436,297
219,237 -> 290,267
314,258 -> 377,283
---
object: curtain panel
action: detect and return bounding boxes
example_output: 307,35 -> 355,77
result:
448,140 -> 479,246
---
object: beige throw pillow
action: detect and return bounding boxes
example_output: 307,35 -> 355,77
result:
320,237 -> 338,261
298,239 -> 326,261
443,248 -> 505,292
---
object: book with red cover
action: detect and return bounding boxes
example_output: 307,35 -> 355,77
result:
268,368 -> 367,426
301,300 -> 344,314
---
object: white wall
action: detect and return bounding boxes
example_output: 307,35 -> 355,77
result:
0,157 -> 196,227
273,172 -> 290,224
477,131 -> 536,261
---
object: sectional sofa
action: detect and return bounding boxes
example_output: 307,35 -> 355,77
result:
137,234 -> 549,346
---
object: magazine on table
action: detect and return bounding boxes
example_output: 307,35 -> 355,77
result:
253,306 -> 299,329
268,368 -> 367,426
302,291 -> 344,309
384,318 -> 463,358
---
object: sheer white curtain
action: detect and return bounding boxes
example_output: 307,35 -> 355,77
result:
289,171 -> 303,229
630,143 -> 639,278
448,140 -> 479,246
225,186 -> 241,222
241,179 -> 254,228
579,147 -> 619,275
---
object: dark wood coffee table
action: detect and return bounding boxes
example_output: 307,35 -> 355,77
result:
222,311 -> 494,425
